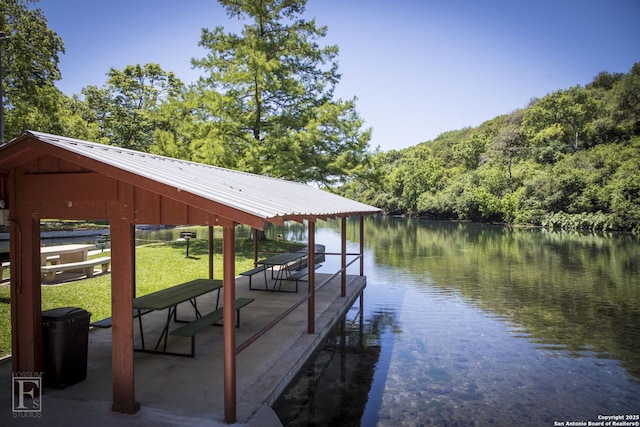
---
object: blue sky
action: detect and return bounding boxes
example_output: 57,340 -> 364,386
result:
37,0 -> 640,152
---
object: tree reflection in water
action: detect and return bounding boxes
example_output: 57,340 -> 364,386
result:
270,218 -> 640,425
273,297 -> 398,426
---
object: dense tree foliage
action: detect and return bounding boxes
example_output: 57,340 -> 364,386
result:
80,64 -> 183,150
0,0 -> 73,141
180,0 -> 371,185
338,63 -> 640,232
3,0 -> 370,186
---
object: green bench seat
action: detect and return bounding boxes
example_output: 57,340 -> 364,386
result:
240,265 -> 267,289
278,263 -> 322,292
170,297 -> 255,357
90,309 -> 152,328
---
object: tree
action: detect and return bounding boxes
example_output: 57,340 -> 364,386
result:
1,0 -> 66,141
152,87 -> 207,161
488,110 -> 525,182
586,71 -> 624,91
521,86 -> 602,159
609,151 -> 640,230
453,132 -> 489,170
611,62 -> 640,130
191,0 -> 371,185
81,63 -> 183,150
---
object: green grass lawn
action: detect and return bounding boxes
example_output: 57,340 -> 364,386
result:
0,237 -> 304,357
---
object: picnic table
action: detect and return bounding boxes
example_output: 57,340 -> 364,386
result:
40,243 -> 94,266
40,243 -> 111,282
256,252 -> 307,292
133,279 -> 223,356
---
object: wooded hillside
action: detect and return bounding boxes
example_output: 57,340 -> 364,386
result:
337,63 -> 640,232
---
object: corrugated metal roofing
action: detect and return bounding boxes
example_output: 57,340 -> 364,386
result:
8,131 -> 380,224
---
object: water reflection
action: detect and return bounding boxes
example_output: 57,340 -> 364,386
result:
319,217 -> 640,375
273,217 -> 640,425
273,298 -> 393,426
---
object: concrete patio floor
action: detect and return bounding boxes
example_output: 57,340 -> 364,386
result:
0,272 -> 366,426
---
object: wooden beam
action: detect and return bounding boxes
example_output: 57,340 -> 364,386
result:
266,216 -> 285,226
0,138 -> 46,169
23,200 -> 111,220
120,173 -> 265,229
223,224 -> 237,424
22,172 -> 117,203
132,188 -> 161,224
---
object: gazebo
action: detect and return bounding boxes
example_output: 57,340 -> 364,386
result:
0,131 -> 380,423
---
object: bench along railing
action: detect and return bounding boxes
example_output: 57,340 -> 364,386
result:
236,252 -> 361,355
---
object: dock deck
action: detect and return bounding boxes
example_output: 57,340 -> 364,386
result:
0,272 -> 366,426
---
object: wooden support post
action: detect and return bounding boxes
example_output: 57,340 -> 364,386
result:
341,216 -> 347,297
110,182 -> 139,414
252,227 -> 259,265
222,224 -> 237,424
208,226 -> 214,279
359,216 -> 365,276
307,220 -> 315,334
10,211 -> 42,374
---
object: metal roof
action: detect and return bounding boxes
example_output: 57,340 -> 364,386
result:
4,131 -> 380,224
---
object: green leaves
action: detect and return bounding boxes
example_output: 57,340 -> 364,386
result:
80,64 -> 184,151
190,0 -> 370,185
521,86 -> 603,158
1,0 -> 65,141
4,0 -> 370,189
341,63 -> 640,231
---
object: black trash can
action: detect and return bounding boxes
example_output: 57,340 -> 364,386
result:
42,307 -> 91,389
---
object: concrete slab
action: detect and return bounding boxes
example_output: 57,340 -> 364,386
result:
0,272 -> 365,426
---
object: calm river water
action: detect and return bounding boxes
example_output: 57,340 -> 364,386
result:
273,217 -> 640,426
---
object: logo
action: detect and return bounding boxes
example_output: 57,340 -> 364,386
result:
12,372 -> 42,417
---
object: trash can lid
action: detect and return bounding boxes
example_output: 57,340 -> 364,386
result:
42,307 -> 90,321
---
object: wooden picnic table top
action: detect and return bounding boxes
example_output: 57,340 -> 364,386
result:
133,279 -> 223,311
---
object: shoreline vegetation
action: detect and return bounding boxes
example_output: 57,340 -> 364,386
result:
336,64 -> 640,234
4,211 -> 640,236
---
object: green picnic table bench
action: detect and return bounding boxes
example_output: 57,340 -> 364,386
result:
277,255 -> 324,292
171,297 -> 255,357
240,265 -> 268,289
